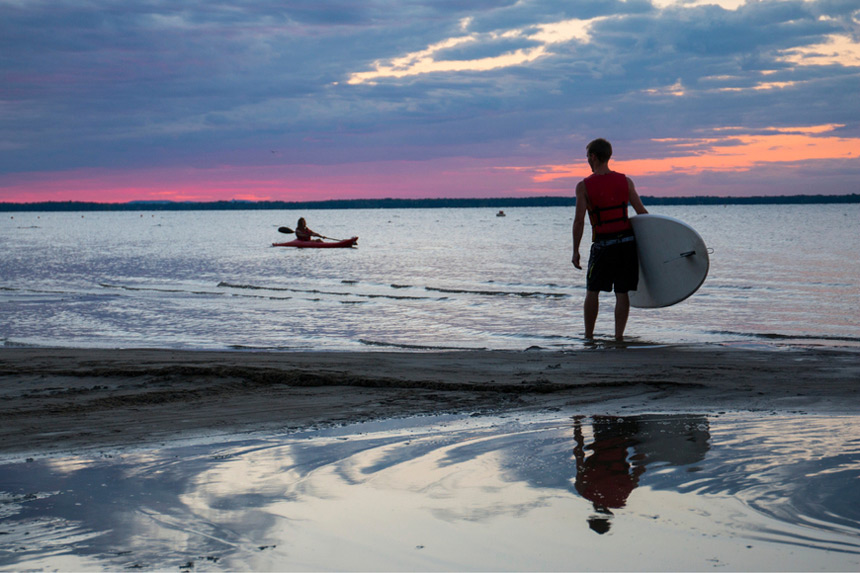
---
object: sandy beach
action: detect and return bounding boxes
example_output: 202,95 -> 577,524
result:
2,345 -> 858,457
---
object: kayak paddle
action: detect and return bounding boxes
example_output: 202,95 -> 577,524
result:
280,227 -> 348,242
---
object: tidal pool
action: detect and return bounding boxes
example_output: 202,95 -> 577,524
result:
1,412 -> 859,571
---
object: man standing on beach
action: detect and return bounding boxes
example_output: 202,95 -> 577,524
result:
572,138 -> 648,341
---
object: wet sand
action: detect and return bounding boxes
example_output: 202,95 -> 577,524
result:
1,345 -> 858,457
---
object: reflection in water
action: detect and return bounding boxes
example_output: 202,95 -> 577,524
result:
573,415 -> 709,533
0,413 -> 858,571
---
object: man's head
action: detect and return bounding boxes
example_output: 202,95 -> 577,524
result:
586,138 -> 613,164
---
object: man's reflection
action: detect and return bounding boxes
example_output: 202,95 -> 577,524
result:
574,416 -> 645,533
573,415 -> 710,534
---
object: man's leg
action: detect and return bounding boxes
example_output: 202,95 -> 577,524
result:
584,290 -> 599,339
614,292 -> 630,341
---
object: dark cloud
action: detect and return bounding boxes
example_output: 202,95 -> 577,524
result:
1,0 -> 858,197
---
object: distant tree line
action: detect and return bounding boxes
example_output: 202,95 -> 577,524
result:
1,194 -> 858,212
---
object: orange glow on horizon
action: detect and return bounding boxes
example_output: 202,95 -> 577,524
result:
2,125 -> 858,204
530,125 -> 859,182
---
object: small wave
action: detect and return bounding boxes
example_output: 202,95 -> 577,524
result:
802,281 -> 856,288
3,287 -> 96,298
506,333 -> 578,342
424,286 -> 568,298
218,281 -> 430,301
3,339 -> 48,348
710,330 -> 860,344
100,283 -> 224,296
228,344 -> 305,351
706,284 -> 780,291
218,281 -> 283,291
362,293 -> 429,300
359,339 -> 487,351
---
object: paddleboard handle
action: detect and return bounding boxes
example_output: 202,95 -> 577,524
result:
663,250 -> 697,263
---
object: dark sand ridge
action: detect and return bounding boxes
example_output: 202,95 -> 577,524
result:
1,346 -> 858,457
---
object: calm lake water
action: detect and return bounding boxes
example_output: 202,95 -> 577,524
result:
2,204 -> 859,351
0,205 -> 860,350
1,411 -> 858,571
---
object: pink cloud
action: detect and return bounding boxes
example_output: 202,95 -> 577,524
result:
0,158 -> 543,203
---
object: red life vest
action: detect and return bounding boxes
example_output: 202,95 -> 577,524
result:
584,172 -> 632,239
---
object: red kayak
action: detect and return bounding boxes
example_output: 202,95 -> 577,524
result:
272,237 -> 358,248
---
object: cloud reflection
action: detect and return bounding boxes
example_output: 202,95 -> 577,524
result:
1,413 -> 859,570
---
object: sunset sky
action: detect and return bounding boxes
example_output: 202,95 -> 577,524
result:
2,0 -> 859,203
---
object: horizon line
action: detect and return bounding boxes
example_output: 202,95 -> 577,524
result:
2,193 -> 859,212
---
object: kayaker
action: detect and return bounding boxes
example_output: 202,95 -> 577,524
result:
295,218 -> 323,242
572,138 -> 648,342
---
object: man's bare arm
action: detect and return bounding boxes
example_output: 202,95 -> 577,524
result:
572,182 -> 588,269
628,178 -> 648,215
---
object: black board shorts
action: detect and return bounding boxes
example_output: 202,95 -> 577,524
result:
586,240 -> 639,293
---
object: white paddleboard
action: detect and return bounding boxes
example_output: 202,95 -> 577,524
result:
628,214 -> 709,308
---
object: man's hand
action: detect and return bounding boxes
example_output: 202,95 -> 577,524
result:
572,251 -> 581,269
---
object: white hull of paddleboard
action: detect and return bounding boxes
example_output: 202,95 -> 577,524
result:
629,214 -> 709,308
